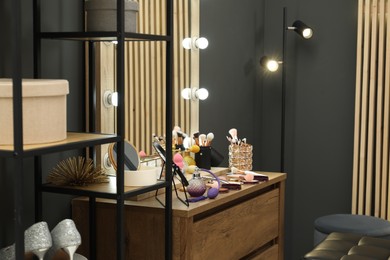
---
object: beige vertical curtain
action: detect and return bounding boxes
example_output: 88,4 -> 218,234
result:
352,0 -> 390,219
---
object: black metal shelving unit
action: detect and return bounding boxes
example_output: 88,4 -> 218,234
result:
4,0 -> 174,259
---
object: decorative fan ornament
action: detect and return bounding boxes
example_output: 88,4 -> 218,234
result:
47,156 -> 109,186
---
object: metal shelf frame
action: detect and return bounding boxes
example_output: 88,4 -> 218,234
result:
2,0 -> 175,259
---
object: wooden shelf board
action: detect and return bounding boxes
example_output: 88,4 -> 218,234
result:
0,132 -> 119,153
42,176 -> 167,198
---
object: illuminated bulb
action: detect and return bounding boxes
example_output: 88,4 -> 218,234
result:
266,60 -> 279,72
182,37 -> 209,50
181,88 -> 192,99
103,91 -> 119,107
290,20 -> 314,39
182,38 -> 192,50
195,88 -> 209,100
195,37 -> 209,49
260,56 -> 281,72
302,28 -> 313,39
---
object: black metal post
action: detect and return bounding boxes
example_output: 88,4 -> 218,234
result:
89,197 -> 97,260
116,0 -> 125,259
281,7 -> 287,173
12,0 -> 24,258
34,156 -> 43,222
165,0 -> 174,259
33,0 -> 41,78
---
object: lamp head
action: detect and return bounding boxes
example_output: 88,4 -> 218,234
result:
260,56 -> 282,72
291,20 -> 313,39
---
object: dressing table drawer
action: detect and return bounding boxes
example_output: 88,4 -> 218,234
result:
190,188 -> 279,259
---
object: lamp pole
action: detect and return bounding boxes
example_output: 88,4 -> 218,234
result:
281,7 -> 287,173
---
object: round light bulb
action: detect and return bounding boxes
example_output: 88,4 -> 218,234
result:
103,91 -> 119,107
195,37 -> 209,49
302,28 -> 313,39
196,88 -> 209,100
266,60 -> 279,72
182,38 -> 192,50
181,88 -> 192,99
110,92 -> 118,107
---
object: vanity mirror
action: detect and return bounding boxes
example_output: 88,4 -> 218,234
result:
89,0 -> 201,172
107,142 -> 140,171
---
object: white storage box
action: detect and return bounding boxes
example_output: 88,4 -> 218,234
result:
0,78 -> 69,145
124,165 -> 158,187
85,0 -> 139,32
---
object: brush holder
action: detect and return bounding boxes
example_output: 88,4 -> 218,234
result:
228,143 -> 253,171
195,146 -> 211,169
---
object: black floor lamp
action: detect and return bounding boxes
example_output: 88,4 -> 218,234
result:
260,7 -> 313,173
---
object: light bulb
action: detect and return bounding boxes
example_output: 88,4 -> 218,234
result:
302,28 -> 313,39
182,38 -> 192,50
103,90 -> 119,107
110,92 -> 118,106
196,88 -> 209,100
195,37 -> 209,49
181,88 -> 192,99
266,60 -> 279,72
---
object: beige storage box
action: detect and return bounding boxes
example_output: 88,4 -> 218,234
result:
124,165 -> 158,187
85,0 -> 139,32
0,78 -> 69,145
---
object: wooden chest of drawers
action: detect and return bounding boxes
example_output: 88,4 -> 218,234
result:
72,171 -> 286,259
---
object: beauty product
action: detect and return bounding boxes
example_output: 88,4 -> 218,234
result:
187,171 -> 207,197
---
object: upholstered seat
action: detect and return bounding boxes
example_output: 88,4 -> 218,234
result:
314,214 -> 390,246
304,232 -> 390,260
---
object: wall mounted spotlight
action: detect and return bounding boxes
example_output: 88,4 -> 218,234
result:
103,90 -> 119,107
182,37 -> 209,50
287,20 -> 313,39
181,87 -> 209,100
260,56 -> 283,72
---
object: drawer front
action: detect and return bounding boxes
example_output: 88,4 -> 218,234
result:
191,188 -> 280,260
249,244 -> 279,260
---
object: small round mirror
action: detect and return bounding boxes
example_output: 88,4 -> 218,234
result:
108,141 -> 140,171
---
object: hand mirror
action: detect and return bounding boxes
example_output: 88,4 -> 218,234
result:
108,141 -> 140,171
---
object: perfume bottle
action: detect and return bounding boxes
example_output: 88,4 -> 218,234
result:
187,171 -> 206,197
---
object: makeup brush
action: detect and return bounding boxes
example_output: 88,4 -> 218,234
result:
199,134 -> 206,146
183,136 -> 192,149
172,130 -> 178,145
229,128 -> 238,143
193,132 -> 200,146
206,132 -> 214,146
226,136 -> 232,144
152,133 -> 160,142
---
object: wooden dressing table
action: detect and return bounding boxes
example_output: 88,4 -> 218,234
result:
72,170 -> 286,259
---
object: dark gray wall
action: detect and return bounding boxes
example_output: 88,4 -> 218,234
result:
200,0 -> 357,259
1,0 -> 358,259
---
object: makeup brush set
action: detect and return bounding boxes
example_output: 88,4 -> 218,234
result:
227,128 -> 253,171
170,126 -> 224,170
